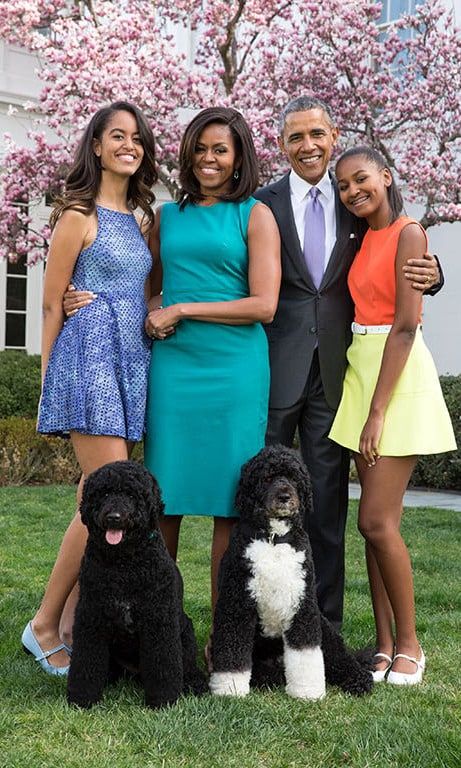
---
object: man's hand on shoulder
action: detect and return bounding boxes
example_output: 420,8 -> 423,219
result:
403,252 -> 441,293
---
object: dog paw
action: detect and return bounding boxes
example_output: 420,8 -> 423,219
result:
209,670 -> 251,697
191,676 -> 209,696
340,670 -> 374,696
285,681 -> 326,700
183,669 -> 208,697
353,645 -> 377,671
145,694 -> 180,709
284,645 -> 326,700
67,695 -> 97,709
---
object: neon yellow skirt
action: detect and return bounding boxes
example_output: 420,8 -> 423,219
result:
329,328 -> 457,456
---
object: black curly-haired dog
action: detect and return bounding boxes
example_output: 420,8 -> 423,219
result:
209,445 -> 373,699
67,461 -> 207,709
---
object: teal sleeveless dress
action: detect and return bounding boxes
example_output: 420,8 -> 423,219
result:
144,199 -> 269,517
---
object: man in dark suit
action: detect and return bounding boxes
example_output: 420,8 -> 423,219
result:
254,96 -> 441,630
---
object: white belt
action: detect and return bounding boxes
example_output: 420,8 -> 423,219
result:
351,322 -> 392,335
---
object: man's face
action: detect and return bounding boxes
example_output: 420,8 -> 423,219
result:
278,108 -> 339,185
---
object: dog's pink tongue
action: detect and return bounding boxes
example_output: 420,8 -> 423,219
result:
106,529 -> 123,545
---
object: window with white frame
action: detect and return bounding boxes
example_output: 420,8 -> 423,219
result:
377,0 -> 423,69
4,200 -> 29,350
1,197 -> 46,354
378,0 -> 420,25
5,256 -> 28,349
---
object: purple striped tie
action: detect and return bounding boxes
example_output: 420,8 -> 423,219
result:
303,187 -> 325,288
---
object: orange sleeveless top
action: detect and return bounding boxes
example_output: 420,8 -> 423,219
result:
348,216 -> 427,326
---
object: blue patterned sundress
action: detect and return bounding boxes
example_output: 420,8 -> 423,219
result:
38,205 -> 152,441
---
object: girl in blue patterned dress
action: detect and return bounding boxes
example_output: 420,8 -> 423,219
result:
21,102 -> 157,675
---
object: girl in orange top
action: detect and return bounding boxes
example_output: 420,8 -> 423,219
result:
329,146 -> 456,686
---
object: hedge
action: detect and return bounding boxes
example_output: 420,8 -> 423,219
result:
0,418 -> 144,486
0,417 -> 80,486
411,375 -> 461,490
1,351 -> 460,489
0,350 -> 41,418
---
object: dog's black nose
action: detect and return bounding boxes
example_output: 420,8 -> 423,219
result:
277,492 -> 291,503
105,511 -> 122,526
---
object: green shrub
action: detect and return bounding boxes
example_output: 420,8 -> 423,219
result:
0,418 -> 79,486
0,351 -> 41,418
411,375 -> 461,490
0,417 -> 144,486
0,359 -> 459,489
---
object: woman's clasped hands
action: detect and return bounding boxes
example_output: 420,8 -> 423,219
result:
145,305 -> 180,340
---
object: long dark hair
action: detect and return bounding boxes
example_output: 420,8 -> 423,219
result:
178,107 -> 259,207
50,101 -> 157,230
335,145 -> 403,222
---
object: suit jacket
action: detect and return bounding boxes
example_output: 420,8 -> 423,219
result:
255,173 -> 367,412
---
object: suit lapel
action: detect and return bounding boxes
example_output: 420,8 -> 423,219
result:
269,175 -> 315,288
319,176 -> 356,289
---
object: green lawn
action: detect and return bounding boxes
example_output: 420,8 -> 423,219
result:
0,485 -> 460,768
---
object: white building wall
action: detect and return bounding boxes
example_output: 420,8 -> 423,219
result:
421,221 -> 461,375
0,42 -> 42,106
0,259 -> 5,347
1,41 -> 47,355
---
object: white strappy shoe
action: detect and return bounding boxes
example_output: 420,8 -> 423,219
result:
372,651 -> 393,682
387,649 -> 425,686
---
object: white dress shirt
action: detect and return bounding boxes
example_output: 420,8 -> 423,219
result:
289,169 -> 337,274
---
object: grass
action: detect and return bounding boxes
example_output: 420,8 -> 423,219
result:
0,485 -> 460,768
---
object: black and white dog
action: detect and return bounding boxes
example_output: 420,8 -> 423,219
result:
67,461 -> 207,709
209,445 -> 373,699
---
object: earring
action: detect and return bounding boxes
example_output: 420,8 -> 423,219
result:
233,169 -> 240,180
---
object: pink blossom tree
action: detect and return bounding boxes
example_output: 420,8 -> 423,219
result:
1,0 -> 460,262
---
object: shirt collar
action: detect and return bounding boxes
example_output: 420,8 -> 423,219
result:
289,169 -> 333,203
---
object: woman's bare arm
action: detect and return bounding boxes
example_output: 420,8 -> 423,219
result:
41,210 -> 92,379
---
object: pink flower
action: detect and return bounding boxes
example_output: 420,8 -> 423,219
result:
1,0 -> 460,262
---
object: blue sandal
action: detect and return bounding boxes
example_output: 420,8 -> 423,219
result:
21,622 -> 70,676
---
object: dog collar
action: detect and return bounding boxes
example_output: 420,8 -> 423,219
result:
268,531 -> 292,545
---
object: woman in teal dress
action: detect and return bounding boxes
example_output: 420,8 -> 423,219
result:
144,107 -> 281,626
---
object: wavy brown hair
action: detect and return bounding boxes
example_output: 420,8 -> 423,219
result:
178,107 -> 259,208
50,101 -> 157,230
